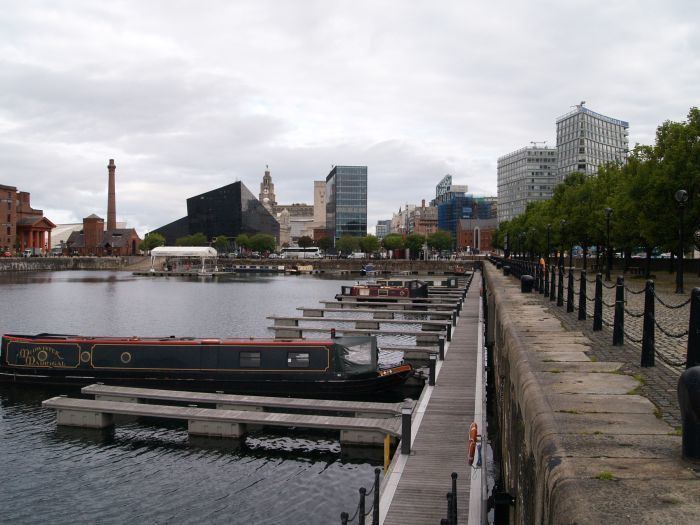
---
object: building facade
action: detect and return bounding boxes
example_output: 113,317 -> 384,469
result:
259,166 -> 277,213
410,200 -> 438,236
556,103 -> 629,182
153,181 -> 279,245
66,214 -> 141,256
325,165 -> 367,243
375,219 -> 391,239
431,174 -> 468,206
0,184 -> 55,254
456,217 -> 497,253
497,146 -> 558,223
437,194 -> 497,245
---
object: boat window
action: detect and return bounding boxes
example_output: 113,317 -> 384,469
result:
240,351 -> 261,368
287,352 -> 310,368
379,289 -> 388,296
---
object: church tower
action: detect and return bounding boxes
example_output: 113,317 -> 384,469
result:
259,165 -> 276,212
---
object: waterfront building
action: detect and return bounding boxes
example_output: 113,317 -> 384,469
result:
375,219 -> 391,239
497,146 -> 558,223
437,194 -> 497,245
325,165 -> 367,244
431,174 -> 468,207
409,200 -> 438,236
0,184 -> 55,255
259,166 -> 277,213
556,102 -> 629,182
152,181 -> 279,246
456,217 -> 498,253
391,204 -> 415,235
66,214 -> 141,256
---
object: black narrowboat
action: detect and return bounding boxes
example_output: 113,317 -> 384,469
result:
0,333 -> 412,396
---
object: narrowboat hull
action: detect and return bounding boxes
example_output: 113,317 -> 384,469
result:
0,334 -> 413,396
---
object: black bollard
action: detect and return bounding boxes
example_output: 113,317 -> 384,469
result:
373,468 -> 380,525
439,337 -> 445,359
593,274 -> 603,331
401,402 -> 412,455
557,267 -> 564,307
566,270 -> 574,313
446,493 -> 453,525
578,270 -> 587,320
341,511 -> 349,525
496,262 -> 502,270
688,288 -> 700,368
613,276 -> 624,346
358,488 -> 366,525
521,275 -> 534,293
549,265 -> 556,301
533,265 -> 539,292
429,354 -> 437,386
451,472 -> 458,524
678,365 -> 700,460
641,280 -> 655,367
543,265 -> 549,296
503,265 -> 510,276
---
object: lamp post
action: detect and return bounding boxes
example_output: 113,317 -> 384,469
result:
675,190 -> 688,294
546,224 -> 551,268
559,219 -> 566,269
530,228 -> 536,260
545,224 -> 551,295
604,207 -> 612,281
504,232 -> 510,258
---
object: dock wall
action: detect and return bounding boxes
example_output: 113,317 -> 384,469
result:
482,264 -> 697,524
0,256 -> 142,272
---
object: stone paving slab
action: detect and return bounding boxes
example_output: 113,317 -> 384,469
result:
536,351 -> 591,362
534,361 -> 622,373
557,434 -> 685,459
547,410 -> 673,435
538,372 -> 637,394
559,457 -> 698,480
548,393 -> 655,413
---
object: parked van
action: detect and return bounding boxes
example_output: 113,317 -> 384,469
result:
348,252 -> 367,259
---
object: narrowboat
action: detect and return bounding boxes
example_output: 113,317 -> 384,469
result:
340,279 -> 429,299
0,333 -> 412,396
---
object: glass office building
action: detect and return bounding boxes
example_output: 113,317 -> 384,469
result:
556,104 -> 629,182
325,166 -> 367,244
497,146 -> 558,223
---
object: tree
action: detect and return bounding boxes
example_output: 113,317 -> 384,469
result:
139,232 -> 165,252
336,235 -> 360,254
236,234 -> 251,252
382,233 -> 404,251
427,230 -> 452,252
404,234 -> 426,259
250,233 -> 277,253
316,236 -> 333,252
175,232 -> 208,246
359,235 -> 380,254
298,236 -> 314,249
213,235 -> 229,252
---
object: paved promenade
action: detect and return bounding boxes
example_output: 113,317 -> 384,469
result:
383,277 -> 479,524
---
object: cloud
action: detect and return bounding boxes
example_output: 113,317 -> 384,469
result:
0,0 -> 698,235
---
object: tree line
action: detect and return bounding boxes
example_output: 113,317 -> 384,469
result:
494,107 -> 700,275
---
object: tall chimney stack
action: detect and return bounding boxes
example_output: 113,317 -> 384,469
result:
107,159 -> 116,231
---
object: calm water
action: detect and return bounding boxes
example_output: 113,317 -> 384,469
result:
0,271 -> 394,524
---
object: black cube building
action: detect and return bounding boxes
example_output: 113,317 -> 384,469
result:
152,181 -> 279,245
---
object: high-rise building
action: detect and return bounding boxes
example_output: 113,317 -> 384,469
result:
375,219 -> 391,239
556,103 -> 629,182
497,146 -> 558,223
325,165 -> 367,244
431,174 -> 468,206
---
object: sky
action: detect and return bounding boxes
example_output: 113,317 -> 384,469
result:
1,0 -> 698,235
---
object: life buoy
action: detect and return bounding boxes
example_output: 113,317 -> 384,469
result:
399,289 -> 407,297
468,438 -> 476,466
467,422 -> 478,466
469,422 -> 478,442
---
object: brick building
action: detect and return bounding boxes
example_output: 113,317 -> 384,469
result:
0,184 -> 55,254
65,214 -> 141,256
456,217 -> 497,254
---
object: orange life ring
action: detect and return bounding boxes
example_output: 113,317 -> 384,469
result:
468,438 -> 476,465
469,422 -> 478,442
399,289 -> 407,297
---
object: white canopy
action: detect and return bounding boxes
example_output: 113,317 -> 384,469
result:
150,246 -> 218,257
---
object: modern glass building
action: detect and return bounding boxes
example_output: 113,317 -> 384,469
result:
497,146 -> 558,223
152,181 -> 279,245
325,165 -> 367,244
556,103 -> 629,182
437,194 -> 497,246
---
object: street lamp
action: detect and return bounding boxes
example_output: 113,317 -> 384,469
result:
675,189 -> 688,294
559,219 -> 566,269
604,207 -> 612,281
546,224 -> 551,267
529,228 -> 536,260
545,224 -> 551,295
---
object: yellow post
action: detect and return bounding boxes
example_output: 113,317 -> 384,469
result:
384,434 -> 391,471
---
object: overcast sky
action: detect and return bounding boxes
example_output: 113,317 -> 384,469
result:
1,0 -> 698,235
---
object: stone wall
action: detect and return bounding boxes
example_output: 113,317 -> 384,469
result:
483,263 -> 698,524
0,256 -> 142,272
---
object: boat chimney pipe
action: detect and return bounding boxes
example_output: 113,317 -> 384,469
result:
330,328 -> 336,339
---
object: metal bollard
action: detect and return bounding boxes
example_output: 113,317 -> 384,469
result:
593,273 -> 603,331
401,402 -> 412,454
496,262 -> 502,269
557,267 -> 564,307
451,472 -> 458,524
429,354 -> 437,386
543,266 -> 549,296
688,288 -> 700,368
521,275 -> 534,293
533,265 -> 540,292
678,365 -> 700,460
373,468 -> 380,525
641,280 -> 655,367
358,487 -> 366,525
613,276 -> 624,346
566,270 -> 575,313
341,511 -> 349,525
446,493 -> 453,525
549,266 -> 556,301
503,264 -> 510,276
578,270 -> 587,320
439,337 -> 445,358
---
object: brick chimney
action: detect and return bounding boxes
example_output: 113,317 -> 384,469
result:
107,159 -> 116,231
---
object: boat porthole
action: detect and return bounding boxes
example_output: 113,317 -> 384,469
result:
37,350 -> 48,362
80,351 -> 91,363
120,352 -> 132,364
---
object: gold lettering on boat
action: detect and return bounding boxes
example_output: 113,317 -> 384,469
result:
17,346 -> 66,367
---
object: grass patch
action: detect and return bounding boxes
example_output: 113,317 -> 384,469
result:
596,471 -> 615,481
653,406 -> 662,419
593,430 -> 603,435
627,374 -> 646,395
590,356 -> 598,362
669,427 -> 682,436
